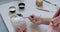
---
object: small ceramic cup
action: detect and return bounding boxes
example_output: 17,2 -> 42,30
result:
18,3 -> 25,9
9,6 -> 16,13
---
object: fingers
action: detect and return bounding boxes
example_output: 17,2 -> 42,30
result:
17,27 -> 23,32
51,15 -> 60,27
28,16 -> 33,21
28,14 -> 35,22
23,28 -> 27,32
28,14 -> 37,24
16,22 -> 27,32
52,15 -> 60,22
53,8 -> 60,18
16,26 -> 27,32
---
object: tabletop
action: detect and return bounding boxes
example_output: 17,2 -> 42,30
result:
0,0 -> 60,32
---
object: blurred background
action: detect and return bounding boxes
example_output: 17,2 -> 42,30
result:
0,0 -> 16,5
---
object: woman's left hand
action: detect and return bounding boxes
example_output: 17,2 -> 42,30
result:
46,15 -> 60,32
51,15 -> 60,32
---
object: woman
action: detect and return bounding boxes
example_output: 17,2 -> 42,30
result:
28,8 -> 60,32
17,8 -> 60,32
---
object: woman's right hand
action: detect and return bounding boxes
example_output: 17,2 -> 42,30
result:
28,14 -> 43,25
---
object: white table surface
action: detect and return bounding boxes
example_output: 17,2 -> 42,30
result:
0,0 -> 60,32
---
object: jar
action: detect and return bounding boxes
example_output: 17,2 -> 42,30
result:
36,0 -> 43,9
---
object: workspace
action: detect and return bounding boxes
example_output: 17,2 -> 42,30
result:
0,0 -> 60,32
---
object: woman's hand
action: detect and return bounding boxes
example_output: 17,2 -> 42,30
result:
17,27 -> 27,32
14,22 -> 27,32
28,14 -> 51,25
46,15 -> 60,32
53,8 -> 60,18
52,15 -> 60,32
28,14 -> 44,25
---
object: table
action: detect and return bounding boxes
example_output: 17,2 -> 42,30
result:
0,0 -> 60,32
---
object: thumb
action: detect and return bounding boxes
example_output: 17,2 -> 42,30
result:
17,27 -> 23,32
53,8 -> 60,18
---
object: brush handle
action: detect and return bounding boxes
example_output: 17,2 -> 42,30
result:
39,8 -> 50,12
22,17 -> 28,18
43,0 -> 57,6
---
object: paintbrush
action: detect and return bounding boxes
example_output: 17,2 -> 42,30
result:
37,8 -> 50,12
43,0 -> 57,6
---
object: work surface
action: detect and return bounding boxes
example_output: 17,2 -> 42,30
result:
0,0 -> 60,32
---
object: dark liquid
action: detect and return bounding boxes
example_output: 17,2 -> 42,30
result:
9,11 -> 15,13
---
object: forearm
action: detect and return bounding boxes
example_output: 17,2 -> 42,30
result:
41,17 -> 52,25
